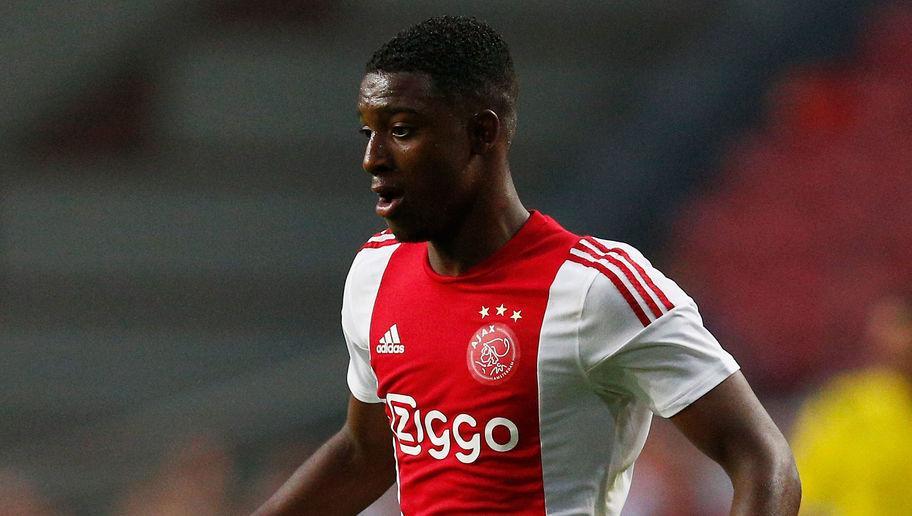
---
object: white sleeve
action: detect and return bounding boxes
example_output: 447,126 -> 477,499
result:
344,324 -> 381,404
577,241 -> 739,418
341,244 -> 399,404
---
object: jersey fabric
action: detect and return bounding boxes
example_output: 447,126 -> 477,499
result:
343,211 -> 739,515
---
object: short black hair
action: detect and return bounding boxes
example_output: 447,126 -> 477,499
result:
366,15 -> 519,141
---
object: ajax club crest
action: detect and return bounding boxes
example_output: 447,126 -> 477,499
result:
467,322 -> 520,385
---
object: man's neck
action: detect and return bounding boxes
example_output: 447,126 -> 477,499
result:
426,185 -> 529,277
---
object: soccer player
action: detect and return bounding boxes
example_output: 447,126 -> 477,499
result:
255,16 -> 800,515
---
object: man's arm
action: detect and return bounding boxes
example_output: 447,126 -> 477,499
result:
670,371 -> 801,515
253,396 -> 396,516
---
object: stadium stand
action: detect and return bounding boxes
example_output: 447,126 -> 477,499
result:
669,1 -> 912,391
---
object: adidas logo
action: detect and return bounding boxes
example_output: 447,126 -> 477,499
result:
376,324 -> 405,354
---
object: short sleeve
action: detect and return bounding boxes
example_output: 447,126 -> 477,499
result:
344,325 -> 382,403
340,243 -> 399,404
576,240 -> 739,418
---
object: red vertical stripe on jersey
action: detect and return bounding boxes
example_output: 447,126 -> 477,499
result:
567,254 -> 652,327
573,242 -> 663,319
583,237 -> 675,311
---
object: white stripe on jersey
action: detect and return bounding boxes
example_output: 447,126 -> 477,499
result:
389,323 -> 401,343
537,261 -> 652,515
342,243 -> 400,404
367,232 -> 398,244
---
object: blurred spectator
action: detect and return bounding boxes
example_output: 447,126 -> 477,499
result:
239,439 -> 399,516
237,441 -> 316,515
111,435 -> 234,516
0,469 -> 61,516
791,293 -> 912,515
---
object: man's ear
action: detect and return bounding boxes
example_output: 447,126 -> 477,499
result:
469,109 -> 501,154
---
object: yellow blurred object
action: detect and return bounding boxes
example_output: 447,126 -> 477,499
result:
793,368 -> 912,515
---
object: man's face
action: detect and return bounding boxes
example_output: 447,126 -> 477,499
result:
358,71 -> 479,242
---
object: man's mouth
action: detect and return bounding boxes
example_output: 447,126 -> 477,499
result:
372,185 -> 404,218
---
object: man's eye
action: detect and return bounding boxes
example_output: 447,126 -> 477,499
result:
359,127 -> 372,138
391,125 -> 412,138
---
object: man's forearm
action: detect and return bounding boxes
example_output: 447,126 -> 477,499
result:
253,427 -> 396,516
669,373 -> 801,515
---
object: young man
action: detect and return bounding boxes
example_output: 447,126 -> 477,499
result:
255,16 -> 800,515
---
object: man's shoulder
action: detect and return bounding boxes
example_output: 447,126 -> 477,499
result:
563,235 -> 655,279
342,230 -> 407,313
344,229 -> 402,285
569,236 -> 646,261
563,236 -> 678,328
358,228 -> 401,250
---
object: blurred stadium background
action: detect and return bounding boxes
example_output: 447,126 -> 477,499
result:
2,1 -> 910,514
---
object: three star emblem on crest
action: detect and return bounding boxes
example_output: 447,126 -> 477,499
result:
479,303 -> 522,322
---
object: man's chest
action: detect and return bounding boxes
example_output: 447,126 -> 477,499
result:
369,278 -> 549,400
368,273 -> 556,466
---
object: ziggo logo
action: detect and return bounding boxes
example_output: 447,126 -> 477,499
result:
385,393 -> 519,463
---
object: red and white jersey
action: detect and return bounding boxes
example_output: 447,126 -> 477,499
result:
343,211 -> 738,515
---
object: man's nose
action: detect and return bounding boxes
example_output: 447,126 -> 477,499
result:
363,133 -> 392,174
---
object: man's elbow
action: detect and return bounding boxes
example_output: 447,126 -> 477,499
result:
734,435 -> 802,513
771,439 -> 801,505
